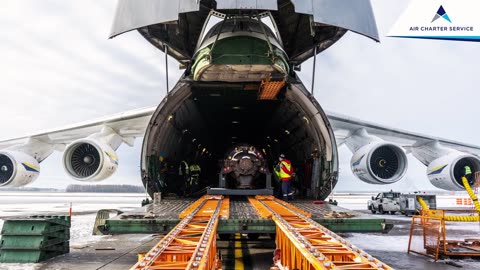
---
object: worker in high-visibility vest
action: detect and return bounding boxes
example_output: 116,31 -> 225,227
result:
274,154 -> 294,201
464,165 -> 473,184
188,164 -> 201,195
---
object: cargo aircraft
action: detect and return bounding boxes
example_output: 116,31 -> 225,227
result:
0,0 -> 479,199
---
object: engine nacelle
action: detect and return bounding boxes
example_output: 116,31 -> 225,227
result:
350,142 -> 408,184
427,153 -> 480,191
0,151 -> 40,187
63,139 -> 118,182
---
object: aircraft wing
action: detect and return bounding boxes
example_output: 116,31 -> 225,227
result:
2,106 -> 479,154
0,106 -> 156,150
327,111 -> 480,155
2,105 -> 479,154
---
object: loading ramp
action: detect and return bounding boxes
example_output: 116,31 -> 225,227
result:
131,195 -> 393,270
132,195 -> 228,270
249,196 -> 393,270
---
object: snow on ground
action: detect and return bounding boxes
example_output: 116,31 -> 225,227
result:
0,192 -> 144,270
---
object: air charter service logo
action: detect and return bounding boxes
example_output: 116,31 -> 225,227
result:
431,5 -> 451,23
388,0 -> 480,41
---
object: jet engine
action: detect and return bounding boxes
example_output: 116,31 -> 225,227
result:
223,145 -> 266,188
427,153 -> 480,191
0,151 -> 40,187
63,139 -> 118,181
350,143 -> 408,184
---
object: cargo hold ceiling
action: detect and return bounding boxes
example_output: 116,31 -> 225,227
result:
143,81 -> 333,166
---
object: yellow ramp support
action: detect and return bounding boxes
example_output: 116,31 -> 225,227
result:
132,195 -> 225,270
249,196 -> 393,270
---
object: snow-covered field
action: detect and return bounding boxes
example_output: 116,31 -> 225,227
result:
0,192 -> 145,270
1,192 -> 479,269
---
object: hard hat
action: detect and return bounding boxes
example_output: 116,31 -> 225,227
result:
279,154 -> 285,159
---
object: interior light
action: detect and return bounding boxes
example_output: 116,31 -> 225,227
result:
232,106 -> 241,110
202,148 -> 206,153
209,93 -> 221,97
232,121 -> 240,124
167,115 -> 173,121
284,130 -> 290,135
274,139 -> 278,142
192,138 -> 197,143
231,136 -> 237,139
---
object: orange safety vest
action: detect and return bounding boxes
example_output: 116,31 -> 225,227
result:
277,160 -> 293,181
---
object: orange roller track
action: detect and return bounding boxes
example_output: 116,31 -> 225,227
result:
131,195 -> 226,270
249,196 -> 394,270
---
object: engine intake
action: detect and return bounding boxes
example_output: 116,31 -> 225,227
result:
428,154 -> 480,191
63,139 -> 118,181
351,143 -> 408,184
0,151 -> 40,187
0,154 -> 14,184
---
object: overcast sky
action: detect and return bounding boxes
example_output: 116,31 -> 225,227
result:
0,1 -> 478,192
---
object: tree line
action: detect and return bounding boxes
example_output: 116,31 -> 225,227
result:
65,184 -> 145,193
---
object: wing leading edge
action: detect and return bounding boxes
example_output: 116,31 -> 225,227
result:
0,106 -> 156,150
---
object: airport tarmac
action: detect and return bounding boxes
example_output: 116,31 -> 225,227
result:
1,192 -> 480,269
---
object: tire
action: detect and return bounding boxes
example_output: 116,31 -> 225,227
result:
370,207 -> 377,214
379,206 -> 384,214
390,211 -> 396,215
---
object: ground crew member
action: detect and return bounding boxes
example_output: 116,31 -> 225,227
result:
274,154 -> 294,201
188,163 -> 201,195
156,155 -> 168,192
178,160 -> 189,196
464,165 -> 473,183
